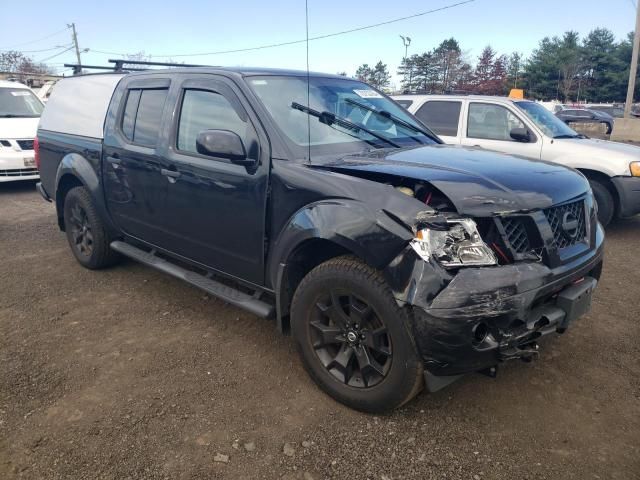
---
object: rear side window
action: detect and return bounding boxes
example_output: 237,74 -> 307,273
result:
177,89 -> 249,155
120,88 -> 168,147
415,101 -> 461,136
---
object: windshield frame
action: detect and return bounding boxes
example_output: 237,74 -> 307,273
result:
245,74 -> 441,161
0,87 -> 44,118
514,100 -> 580,139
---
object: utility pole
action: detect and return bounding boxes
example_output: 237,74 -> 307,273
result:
68,23 -> 82,71
624,2 -> 640,118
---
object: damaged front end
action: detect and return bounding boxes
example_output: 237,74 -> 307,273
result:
382,193 -> 604,391
315,153 -> 605,391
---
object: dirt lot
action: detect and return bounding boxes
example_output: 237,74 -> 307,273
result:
1,181 -> 639,480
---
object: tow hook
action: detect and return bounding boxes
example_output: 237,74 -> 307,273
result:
499,342 -> 540,363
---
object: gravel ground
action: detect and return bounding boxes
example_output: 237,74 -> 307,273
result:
1,181 -> 639,480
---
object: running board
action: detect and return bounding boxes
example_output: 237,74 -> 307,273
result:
110,241 -> 274,319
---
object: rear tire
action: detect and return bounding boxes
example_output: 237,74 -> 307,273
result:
63,186 -> 121,269
589,180 -> 615,227
291,256 -> 424,413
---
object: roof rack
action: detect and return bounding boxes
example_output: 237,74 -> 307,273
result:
64,59 -> 212,76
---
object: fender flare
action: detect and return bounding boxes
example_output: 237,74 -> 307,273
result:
269,199 -> 415,330
54,153 -> 116,233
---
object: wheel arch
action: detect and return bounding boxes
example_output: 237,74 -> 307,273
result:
270,201 -> 414,333
577,168 -> 620,216
54,152 -> 116,234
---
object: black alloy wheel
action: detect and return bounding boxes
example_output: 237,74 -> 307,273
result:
310,290 -> 392,388
67,202 -> 94,258
291,256 -> 424,412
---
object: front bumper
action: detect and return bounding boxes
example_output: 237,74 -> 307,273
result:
393,225 -> 605,381
0,151 -> 39,182
612,175 -> 640,218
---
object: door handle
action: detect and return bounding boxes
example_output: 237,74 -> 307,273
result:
161,168 -> 181,178
106,156 -> 121,165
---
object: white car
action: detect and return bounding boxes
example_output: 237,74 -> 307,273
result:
0,81 -> 44,182
393,94 -> 640,226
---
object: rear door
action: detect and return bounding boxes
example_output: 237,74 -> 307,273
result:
413,99 -> 463,144
460,101 -> 543,160
153,74 -> 269,285
103,77 -> 172,242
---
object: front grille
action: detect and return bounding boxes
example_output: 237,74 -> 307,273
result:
543,200 -> 587,249
17,139 -> 34,150
0,168 -> 39,177
501,218 -> 530,253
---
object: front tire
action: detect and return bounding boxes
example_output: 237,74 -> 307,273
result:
63,186 -> 120,269
589,180 -> 615,227
291,256 -> 423,413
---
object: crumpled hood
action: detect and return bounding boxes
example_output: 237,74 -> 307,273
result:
315,145 -> 590,216
0,117 -> 39,139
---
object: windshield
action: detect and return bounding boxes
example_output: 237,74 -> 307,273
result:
0,88 -> 44,117
515,101 -> 579,138
248,75 -> 438,158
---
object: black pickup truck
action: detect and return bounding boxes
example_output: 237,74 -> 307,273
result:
35,68 -> 604,412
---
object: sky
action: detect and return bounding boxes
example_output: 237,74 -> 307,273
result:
0,0 -> 636,88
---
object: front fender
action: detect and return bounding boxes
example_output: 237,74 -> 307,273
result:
268,199 -> 414,285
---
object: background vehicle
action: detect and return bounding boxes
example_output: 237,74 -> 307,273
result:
36,69 -> 603,412
394,94 -> 640,226
555,107 -> 614,134
0,81 -> 43,182
587,104 -> 625,119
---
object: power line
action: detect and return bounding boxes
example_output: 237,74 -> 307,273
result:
2,26 -> 70,49
89,0 -> 475,59
0,45 -> 70,53
36,46 -> 76,63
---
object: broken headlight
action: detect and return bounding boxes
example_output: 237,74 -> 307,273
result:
410,218 -> 497,268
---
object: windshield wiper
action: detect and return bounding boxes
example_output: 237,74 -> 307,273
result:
344,98 -> 436,143
291,102 -> 400,148
554,133 -> 587,139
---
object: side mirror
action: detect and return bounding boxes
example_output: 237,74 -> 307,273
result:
196,130 -> 255,167
510,127 -> 531,143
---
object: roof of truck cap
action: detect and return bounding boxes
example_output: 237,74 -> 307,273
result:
392,93 -> 534,103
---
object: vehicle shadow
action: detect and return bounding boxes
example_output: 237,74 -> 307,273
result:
0,180 -> 39,196
607,215 -> 640,234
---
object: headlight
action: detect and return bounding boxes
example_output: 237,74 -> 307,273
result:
630,162 -> 640,177
410,218 -> 497,268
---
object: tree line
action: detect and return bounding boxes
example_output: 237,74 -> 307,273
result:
353,27 -> 637,102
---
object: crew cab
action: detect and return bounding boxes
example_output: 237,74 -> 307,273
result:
36,69 -> 604,412
0,81 -> 44,182
393,94 -> 640,226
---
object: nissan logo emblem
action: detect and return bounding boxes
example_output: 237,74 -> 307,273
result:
561,212 -> 580,239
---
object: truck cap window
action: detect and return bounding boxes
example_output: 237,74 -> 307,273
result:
415,101 -> 461,137
248,75 -> 437,159
177,89 -> 248,154
121,88 -> 168,147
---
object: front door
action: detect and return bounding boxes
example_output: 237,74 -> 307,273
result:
153,75 -> 269,285
460,102 -> 543,159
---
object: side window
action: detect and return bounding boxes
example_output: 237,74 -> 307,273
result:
177,89 -> 248,155
395,99 -> 413,109
120,88 -> 168,147
467,103 -> 525,141
415,101 -> 461,136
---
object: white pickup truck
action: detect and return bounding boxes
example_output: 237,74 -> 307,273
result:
393,94 -> 640,226
0,80 -> 43,183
